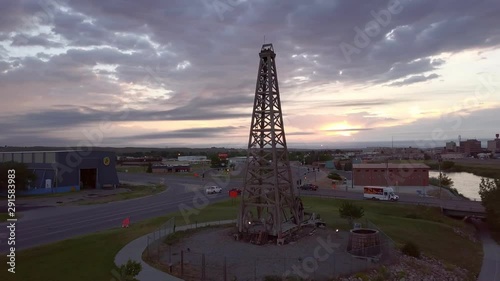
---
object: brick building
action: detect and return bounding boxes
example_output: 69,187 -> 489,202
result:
353,163 -> 429,187
459,139 -> 482,156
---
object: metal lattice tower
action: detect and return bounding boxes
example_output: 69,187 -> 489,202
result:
238,44 -> 303,239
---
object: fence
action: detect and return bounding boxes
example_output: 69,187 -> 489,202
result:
145,219 -> 237,262
145,217 -> 176,259
144,218 -> 397,281
180,243 -> 395,281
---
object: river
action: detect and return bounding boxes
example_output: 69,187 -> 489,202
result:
429,171 -> 492,200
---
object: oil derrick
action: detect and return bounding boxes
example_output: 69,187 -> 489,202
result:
238,44 -> 304,239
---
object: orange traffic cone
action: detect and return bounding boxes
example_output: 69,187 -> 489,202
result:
122,217 -> 130,228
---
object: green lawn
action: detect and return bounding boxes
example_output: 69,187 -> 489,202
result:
73,184 -> 166,205
423,160 -> 500,179
0,212 -> 12,222
116,165 -> 147,173
18,191 -> 77,199
0,197 -> 483,281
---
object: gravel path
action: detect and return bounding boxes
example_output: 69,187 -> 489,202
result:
160,227 -> 395,281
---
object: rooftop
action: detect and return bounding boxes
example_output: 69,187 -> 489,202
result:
353,163 -> 429,169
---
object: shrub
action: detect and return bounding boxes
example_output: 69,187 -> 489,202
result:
353,272 -> 369,281
441,161 -> 455,170
339,201 -> 364,227
115,259 -> 142,281
328,172 -> 342,181
401,241 -> 421,258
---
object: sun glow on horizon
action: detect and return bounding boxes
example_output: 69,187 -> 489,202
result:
322,121 -> 361,137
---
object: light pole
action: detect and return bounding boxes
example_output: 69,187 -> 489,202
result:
438,156 -> 442,199
351,169 -> 354,189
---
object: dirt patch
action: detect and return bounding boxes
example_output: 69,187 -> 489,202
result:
158,227 -> 395,281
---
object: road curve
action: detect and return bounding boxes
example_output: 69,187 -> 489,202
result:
0,172 -> 483,253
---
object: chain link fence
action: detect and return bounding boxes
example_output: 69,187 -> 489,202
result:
144,218 -> 397,280
145,217 -> 176,259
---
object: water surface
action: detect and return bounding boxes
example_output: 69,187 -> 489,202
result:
429,171 -> 493,200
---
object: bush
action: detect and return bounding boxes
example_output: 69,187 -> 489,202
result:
115,259 -> 142,281
401,241 -> 421,258
344,162 -> 353,171
441,161 -> 455,170
339,201 -> 364,227
353,272 -> 370,281
328,172 -> 342,181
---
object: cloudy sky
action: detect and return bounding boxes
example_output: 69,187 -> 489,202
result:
1,0 -> 499,149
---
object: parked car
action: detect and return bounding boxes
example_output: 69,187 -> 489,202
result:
228,188 -> 242,195
205,186 -> 222,194
299,184 -> 318,191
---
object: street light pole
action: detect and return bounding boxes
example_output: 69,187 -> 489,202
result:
349,170 -> 353,191
438,156 -> 442,199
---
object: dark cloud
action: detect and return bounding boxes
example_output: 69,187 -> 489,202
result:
10,33 -> 64,48
0,104 -> 249,134
118,126 -> 244,140
317,99 -> 412,108
1,0 -> 499,146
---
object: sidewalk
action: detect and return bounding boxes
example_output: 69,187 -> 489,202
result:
114,219 -> 236,281
474,220 -> 500,281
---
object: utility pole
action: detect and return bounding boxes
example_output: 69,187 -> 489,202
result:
438,156 -> 442,199
386,159 -> 389,187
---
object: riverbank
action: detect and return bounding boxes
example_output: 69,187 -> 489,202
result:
425,160 -> 500,179
387,159 -> 500,179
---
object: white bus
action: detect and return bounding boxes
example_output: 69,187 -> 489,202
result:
363,186 -> 399,201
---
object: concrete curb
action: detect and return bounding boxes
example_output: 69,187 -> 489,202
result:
114,219 -> 237,281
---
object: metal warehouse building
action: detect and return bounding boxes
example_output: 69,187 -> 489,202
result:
353,163 -> 430,187
0,150 -> 119,195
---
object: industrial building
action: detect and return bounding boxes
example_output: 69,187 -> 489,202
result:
177,155 -> 209,163
152,162 -> 191,173
0,150 -> 119,195
439,153 -> 465,160
353,163 -> 429,187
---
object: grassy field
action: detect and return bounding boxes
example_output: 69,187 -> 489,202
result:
0,197 -> 483,281
388,159 -> 500,182
72,184 -> 166,205
0,212 -> 11,222
18,191 -> 77,199
423,160 -> 500,179
115,165 -> 147,173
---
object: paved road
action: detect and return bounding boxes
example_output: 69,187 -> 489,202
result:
0,171 -> 483,253
0,174 -> 240,253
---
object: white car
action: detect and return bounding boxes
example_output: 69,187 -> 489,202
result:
205,186 -> 222,194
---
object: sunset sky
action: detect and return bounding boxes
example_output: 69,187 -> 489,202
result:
1,0 -> 499,149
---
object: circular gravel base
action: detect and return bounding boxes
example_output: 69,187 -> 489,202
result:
159,226 -> 389,280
